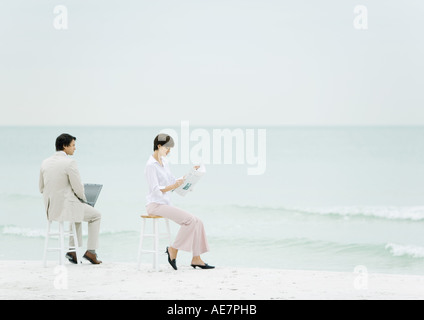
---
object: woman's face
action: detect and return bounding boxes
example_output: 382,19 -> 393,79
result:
158,145 -> 171,157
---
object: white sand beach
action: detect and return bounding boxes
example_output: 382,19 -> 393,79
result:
1,260 -> 423,300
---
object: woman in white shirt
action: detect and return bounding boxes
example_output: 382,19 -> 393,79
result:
145,133 -> 214,270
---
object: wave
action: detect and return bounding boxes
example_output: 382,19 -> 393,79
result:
3,223 -> 424,262
0,192 -> 41,200
385,243 -> 424,259
210,235 -> 424,261
2,191 -> 424,222
0,224 -> 138,238
0,225 -> 46,238
229,204 -> 424,221
293,205 -> 424,221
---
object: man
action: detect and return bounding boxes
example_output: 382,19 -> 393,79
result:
39,133 -> 102,264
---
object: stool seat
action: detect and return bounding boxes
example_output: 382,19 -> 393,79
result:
137,214 -> 172,271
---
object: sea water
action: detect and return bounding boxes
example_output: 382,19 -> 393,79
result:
0,126 -> 423,275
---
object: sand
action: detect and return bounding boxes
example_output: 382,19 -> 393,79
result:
1,260 -> 424,300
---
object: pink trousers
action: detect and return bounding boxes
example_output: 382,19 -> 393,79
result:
146,203 -> 210,257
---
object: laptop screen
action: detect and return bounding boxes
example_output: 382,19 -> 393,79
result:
84,184 -> 103,207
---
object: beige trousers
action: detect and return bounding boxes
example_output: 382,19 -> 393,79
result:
146,203 -> 210,256
69,203 -> 101,250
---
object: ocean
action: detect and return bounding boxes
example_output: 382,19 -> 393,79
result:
1,125 -> 424,275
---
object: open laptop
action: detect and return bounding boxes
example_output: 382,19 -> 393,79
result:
83,184 -> 103,207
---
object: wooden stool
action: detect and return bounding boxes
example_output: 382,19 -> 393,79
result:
42,220 -> 80,267
137,215 -> 172,271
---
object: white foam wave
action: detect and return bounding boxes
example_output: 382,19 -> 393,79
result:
385,243 -> 424,259
1,226 -> 45,238
0,225 -> 135,238
289,205 -> 424,221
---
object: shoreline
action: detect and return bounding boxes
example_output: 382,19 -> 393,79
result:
1,260 -> 423,300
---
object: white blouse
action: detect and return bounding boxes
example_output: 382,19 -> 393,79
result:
145,155 -> 177,206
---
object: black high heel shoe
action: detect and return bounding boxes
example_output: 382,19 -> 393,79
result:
191,263 -> 215,269
166,247 -> 178,270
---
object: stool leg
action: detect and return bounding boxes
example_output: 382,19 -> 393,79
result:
153,219 -> 159,271
42,221 -> 51,267
137,218 -> 146,270
59,222 -> 65,266
165,218 -> 172,246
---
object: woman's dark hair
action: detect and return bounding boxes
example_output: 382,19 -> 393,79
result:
153,133 -> 174,151
56,133 -> 76,151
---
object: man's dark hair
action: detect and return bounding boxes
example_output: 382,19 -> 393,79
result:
153,133 -> 174,151
56,133 -> 76,151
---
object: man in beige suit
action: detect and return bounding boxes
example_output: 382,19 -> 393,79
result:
39,133 -> 102,264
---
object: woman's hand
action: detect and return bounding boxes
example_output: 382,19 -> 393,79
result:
161,178 -> 185,193
174,178 -> 185,189
194,165 -> 200,170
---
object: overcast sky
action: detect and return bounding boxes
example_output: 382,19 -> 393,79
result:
0,0 -> 423,127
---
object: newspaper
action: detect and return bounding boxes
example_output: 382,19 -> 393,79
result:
173,164 -> 206,196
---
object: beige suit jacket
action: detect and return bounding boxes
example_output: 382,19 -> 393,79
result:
39,151 -> 87,222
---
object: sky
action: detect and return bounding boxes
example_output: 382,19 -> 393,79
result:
0,0 -> 423,127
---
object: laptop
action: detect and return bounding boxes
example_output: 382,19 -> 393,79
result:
84,184 -> 103,207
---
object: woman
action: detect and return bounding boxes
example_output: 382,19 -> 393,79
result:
144,133 -> 214,270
